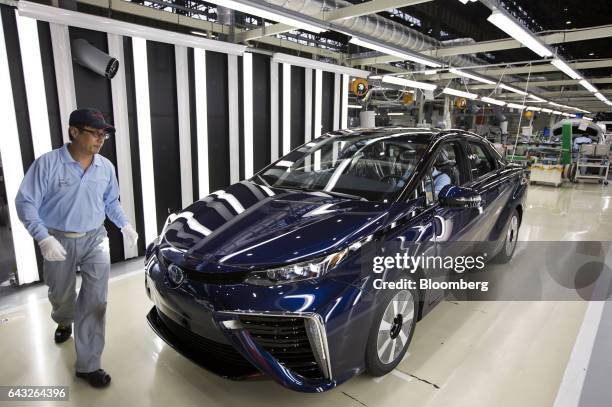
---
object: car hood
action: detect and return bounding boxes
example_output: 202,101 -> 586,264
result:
160,181 -> 393,270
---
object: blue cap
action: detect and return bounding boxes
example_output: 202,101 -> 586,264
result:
69,108 -> 115,133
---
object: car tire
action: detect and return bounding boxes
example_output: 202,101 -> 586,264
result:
365,286 -> 418,376
493,209 -> 520,264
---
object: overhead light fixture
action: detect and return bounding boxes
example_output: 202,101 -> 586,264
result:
561,112 -> 571,117
448,68 -> 496,85
442,87 -> 478,99
594,92 -> 607,102
499,83 -> 528,96
369,75 -> 382,80
349,37 -> 442,68
551,58 -> 582,80
552,110 -> 562,115
526,106 -> 542,111
208,0 -> 325,33
388,112 -> 405,116
507,103 -> 526,110
541,108 -> 553,113
549,101 -> 563,107
480,96 -> 506,106
584,117 -> 593,121
487,10 -> 553,57
381,75 -> 437,91
423,69 -> 438,75
348,105 -> 362,109
528,94 -> 546,102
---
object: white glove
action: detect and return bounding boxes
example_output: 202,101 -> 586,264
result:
121,223 -> 139,247
38,236 -> 67,262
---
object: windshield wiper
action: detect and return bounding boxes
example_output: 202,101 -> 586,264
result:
283,186 -> 366,201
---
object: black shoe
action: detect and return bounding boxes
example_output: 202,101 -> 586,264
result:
54,324 -> 72,344
76,369 -> 111,388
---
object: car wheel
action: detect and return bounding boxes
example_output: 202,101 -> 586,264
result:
365,288 -> 418,376
493,209 -> 520,263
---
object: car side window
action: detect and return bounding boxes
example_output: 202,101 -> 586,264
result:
468,141 -> 497,179
424,141 -> 468,202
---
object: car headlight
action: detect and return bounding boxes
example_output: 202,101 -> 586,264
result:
244,248 -> 349,286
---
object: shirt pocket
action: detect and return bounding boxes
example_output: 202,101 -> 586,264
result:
86,175 -> 110,200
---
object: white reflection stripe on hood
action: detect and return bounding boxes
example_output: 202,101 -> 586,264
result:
303,203 -> 336,217
261,185 -> 275,196
211,190 -> 246,214
173,211 -> 212,236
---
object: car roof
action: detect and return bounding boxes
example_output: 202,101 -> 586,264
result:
325,127 -> 483,144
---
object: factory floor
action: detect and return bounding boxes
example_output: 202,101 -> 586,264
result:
0,182 -> 611,407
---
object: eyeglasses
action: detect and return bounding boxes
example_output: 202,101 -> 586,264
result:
77,127 -> 112,140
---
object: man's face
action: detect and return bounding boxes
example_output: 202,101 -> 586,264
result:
71,126 -> 108,155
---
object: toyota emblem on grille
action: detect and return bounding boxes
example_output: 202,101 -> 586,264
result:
167,264 -> 185,286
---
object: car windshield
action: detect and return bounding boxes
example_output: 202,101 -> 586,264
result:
255,133 -> 430,201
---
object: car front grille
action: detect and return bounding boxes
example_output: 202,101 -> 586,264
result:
238,315 -> 324,380
160,255 -> 249,284
156,310 -> 256,375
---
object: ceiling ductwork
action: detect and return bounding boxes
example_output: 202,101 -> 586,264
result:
261,0 -> 484,67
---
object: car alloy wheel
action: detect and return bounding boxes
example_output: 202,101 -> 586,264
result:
376,290 -> 415,365
505,214 -> 519,257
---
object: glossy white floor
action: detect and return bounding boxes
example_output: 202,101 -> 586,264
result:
0,182 -> 610,407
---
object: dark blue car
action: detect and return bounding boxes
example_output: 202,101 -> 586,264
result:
144,128 -> 527,392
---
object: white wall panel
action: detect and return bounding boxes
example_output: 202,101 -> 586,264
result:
15,15 -> 52,158
0,15 -> 39,284
282,62 -> 291,155
174,45 -> 193,208
227,54 -> 240,183
243,52 -> 253,178
194,48 -> 209,198
270,61 -> 279,161
49,23 -> 76,143
108,33 -> 138,259
333,73 -> 341,130
132,37 -> 158,245
314,69 -> 323,139
304,67 -> 313,143
341,74 -> 349,129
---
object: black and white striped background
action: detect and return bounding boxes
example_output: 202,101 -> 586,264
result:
0,2 -> 365,284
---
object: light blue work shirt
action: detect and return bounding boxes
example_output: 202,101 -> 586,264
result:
15,143 -> 128,242
432,169 -> 451,196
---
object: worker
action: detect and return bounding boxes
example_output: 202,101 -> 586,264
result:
432,150 -> 453,196
15,108 -> 138,388
573,135 -> 592,151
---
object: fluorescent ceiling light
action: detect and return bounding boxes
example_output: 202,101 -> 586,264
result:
507,103 -> 526,110
594,92 -> 607,102
210,0 -> 324,33
442,87 -> 478,99
423,69 -> 438,75
548,101 -> 563,107
550,58 -> 581,80
481,96 -> 506,106
552,110 -> 562,115
487,10 -> 553,57
526,106 -> 542,111
578,80 -> 598,93
499,83 -> 528,96
584,117 -> 593,121
348,105 -> 362,109
528,94 -> 546,102
541,108 -> 553,113
381,75 -> 437,91
388,112 -> 404,116
349,37 -> 442,68
561,113 -> 571,117
369,75 -> 382,80
448,68 -> 496,85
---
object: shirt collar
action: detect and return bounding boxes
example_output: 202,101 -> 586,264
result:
60,143 -> 103,167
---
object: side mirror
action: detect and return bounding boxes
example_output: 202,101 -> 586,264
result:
438,185 -> 482,208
